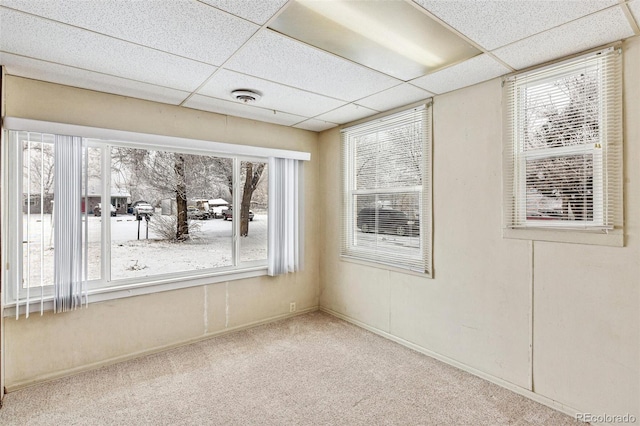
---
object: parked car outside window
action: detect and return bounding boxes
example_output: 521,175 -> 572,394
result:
94,203 -> 116,217
131,200 -> 154,219
210,205 -> 228,219
187,206 -> 211,220
356,207 -> 418,236
222,206 -> 254,221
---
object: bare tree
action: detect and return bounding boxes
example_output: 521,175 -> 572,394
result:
524,73 -> 598,220
110,146 -> 266,239
111,147 -> 191,240
174,153 -> 189,240
354,123 -> 423,215
210,159 -> 265,236
23,142 -> 55,195
239,162 -> 265,236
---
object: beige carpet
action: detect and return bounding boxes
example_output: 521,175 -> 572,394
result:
0,311 -> 580,425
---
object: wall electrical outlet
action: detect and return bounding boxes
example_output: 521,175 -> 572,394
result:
289,302 -> 296,313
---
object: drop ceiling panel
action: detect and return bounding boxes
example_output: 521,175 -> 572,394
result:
314,103 -> 378,125
0,7 -> 217,92
198,69 -> 346,117
224,30 -> 401,102
629,0 -> 640,23
411,54 -> 510,94
357,83 -> 434,112
414,0 -> 618,50
184,94 -> 306,127
1,0 -> 258,66
199,0 -> 288,25
1,1 -> 637,132
293,119 -> 338,132
493,7 -> 634,70
0,52 -> 191,105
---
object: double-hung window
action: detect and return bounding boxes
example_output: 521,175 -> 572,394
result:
3,121 -> 307,316
503,46 -> 623,245
341,104 -> 433,275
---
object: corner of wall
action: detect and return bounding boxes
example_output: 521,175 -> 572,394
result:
0,64 -> 6,402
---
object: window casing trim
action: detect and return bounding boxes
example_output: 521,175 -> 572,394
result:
2,121 -> 309,314
340,104 -> 433,276
514,143 -> 606,230
2,117 -> 311,161
4,132 -> 271,303
502,46 -> 622,244
3,266 -> 268,318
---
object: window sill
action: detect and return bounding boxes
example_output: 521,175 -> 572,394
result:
3,266 -> 268,318
340,254 -> 433,279
502,227 -> 624,247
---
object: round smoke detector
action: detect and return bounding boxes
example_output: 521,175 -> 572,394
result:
231,89 -> 261,103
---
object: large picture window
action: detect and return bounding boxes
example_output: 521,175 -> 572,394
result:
3,124 -> 305,316
341,105 -> 432,275
503,46 -> 622,239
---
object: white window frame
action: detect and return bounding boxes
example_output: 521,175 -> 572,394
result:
340,104 -> 433,276
516,144 -> 605,229
2,119 -> 310,316
503,46 -> 623,246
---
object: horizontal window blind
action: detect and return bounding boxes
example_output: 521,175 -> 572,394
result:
341,105 -> 432,274
503,46 -> 622,230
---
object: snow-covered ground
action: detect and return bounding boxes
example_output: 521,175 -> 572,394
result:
22,212 -> 419,288
22,213 -> 268,286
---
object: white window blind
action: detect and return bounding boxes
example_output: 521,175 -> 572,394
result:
4,123 -> 310,317
12,132 -> 93,317
341,104 -> 432,275
503,46 -> 622,231
268,157 -> 303,276
53,135 -> 89,313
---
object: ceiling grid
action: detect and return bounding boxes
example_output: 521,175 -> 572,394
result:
0,0 -> 637,132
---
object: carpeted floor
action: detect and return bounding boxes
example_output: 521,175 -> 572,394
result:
0,311 -> 581,425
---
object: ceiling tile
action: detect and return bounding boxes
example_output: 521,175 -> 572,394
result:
411,54 -> 509,94
356,83 -> 434,112
314,104 -> 378,125
184,94 -> 306,127
198,69 -> 346,117
0,7 -> 216,92
0,52 -> 190,105
293,119 -> 338,132
493,7 -> 634,70
224,30 -> 401,102
199,0 -> 288,25
629,0 -> 640,24
414,0 -> 618,50
1,0 -> 258,65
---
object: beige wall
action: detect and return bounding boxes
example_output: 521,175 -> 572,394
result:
1,65 -> 6,399
2,76 -> 320,389
319,37 -> 640,419
2,37 -> 638,419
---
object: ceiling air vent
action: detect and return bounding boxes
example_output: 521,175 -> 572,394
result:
231,89 -> 262,103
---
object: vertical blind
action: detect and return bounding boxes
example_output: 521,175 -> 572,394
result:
341,104 -> 432,275
53,135 -> 89,312
268,157 -> 303,276
5,122 -> 311,317
15,132 -> 89,317
503,46 -> 622,230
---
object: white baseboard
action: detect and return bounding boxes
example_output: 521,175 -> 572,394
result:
6,306 -> 319,392
6,305 -> 587,423
320,306 -> 584,422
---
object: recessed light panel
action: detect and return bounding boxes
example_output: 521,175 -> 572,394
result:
269,0 -> 481,81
